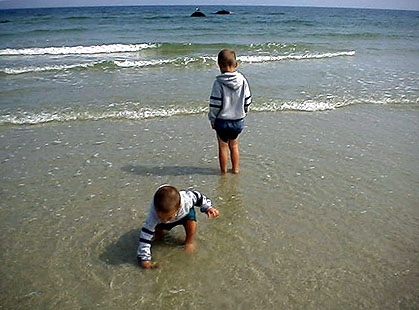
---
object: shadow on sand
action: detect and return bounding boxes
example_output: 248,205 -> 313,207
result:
99,229 -> 139,266
100,229 -> 186,266
122,164 -> 218,176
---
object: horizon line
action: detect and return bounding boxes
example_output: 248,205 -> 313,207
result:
0,4 -> 418,12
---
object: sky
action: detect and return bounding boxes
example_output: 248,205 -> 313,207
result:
0,0 -> 418,11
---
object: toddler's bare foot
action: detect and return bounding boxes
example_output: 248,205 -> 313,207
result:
231,169 -> 239,174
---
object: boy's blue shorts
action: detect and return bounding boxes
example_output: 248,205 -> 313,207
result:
156,207 -> 197,231
214,119 -> 244,143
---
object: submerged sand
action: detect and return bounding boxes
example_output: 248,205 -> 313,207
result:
0,104 -> 418,309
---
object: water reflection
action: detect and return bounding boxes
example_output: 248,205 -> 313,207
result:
214,174 -> 246,225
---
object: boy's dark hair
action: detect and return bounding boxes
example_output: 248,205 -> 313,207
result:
154,185 -> 181,214
218,49 -> 237,69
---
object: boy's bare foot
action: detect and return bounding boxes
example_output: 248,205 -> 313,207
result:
184,242 -> 196,253
140,261 -> 160,269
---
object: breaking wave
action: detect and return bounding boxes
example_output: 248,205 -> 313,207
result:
1,51 -> 355,74
238,51 -> 355,63
0,42 -> 295,56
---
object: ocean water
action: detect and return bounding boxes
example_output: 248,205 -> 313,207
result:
0,6 -> 418,124
0,5 -> 419,310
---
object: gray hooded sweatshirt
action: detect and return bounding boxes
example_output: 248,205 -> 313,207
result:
208,71 -> 252,125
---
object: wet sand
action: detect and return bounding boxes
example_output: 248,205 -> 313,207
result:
0,104 -> 418,309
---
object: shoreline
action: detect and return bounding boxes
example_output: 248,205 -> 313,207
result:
0,102 -> 417,128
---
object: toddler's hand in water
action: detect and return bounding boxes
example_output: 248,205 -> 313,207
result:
206,208 -> 219,218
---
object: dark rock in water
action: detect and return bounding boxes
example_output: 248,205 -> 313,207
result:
0,20 -> 11,23
191,8 -> 206,17
191,11 -> 206,17
215,10 -> 231,15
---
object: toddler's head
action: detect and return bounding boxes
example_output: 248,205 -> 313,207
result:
218,49 -> 238,73
154,185 -> 181,222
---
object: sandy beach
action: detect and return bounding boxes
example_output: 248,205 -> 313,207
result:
1,103 -> 418,309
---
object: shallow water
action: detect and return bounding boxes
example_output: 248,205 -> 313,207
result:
1,104 -> 418,309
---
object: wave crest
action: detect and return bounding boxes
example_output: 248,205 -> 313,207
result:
238,51 -> 355,63
0,43 -> 158,56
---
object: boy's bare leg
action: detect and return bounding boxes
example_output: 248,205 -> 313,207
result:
228,138 -> 240,174
183,220 -> 197,252
217,135 -> 229,174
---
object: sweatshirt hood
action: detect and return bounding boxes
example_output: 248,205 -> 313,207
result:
216,71 -> 244,90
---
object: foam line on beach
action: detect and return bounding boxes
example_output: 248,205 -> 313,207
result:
0,106 -> 208,125
1,96 -> 415,126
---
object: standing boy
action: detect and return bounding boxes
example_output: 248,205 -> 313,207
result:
209,49 -> 252,174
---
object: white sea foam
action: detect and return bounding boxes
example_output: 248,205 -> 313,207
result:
1,62 -> 103,74
114,56 -> 214,68
5,95 -> 412,126
252,100 -> 345,112
238,51 -> 356,63
114,59 -> 176,68
0,43 -> 157,56
0,106 -> 208,125
114,52 -> 355,68
1,95 -> 415,126
1,57 -> 213,74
